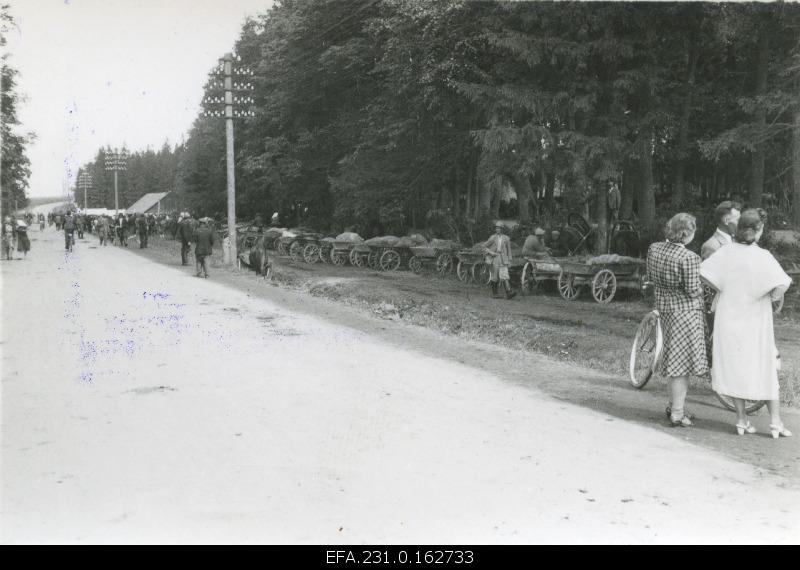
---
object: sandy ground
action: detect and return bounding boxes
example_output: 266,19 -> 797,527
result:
1,226 -> 799,544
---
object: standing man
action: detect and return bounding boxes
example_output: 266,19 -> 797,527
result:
193,217 -> 216,278
63,211 -> 76,251
137,214 -> 148,249
178,212 -> 193,266
75,212 -> 85,239
97,215 -> 109,246
701,201 -> 741,261
482,223 -> 517,300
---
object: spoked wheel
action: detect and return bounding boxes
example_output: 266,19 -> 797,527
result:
435,252 -> 453,275
367,249 -> 380,270
473,262 -> 492,286
318,247 -> 330,264
302,243 -> 320,263
591,269 -> 617,304
351,250 -> 366,268
331,250 -> 347,266
379,249 -> 401,272
520,262 -> 536,295
289,241 -> 303,262
408,255 -> 423,273
456,260 -> 470,283
629,310 -> 663,389
557,272 -> 580,300
714,393 -> 766,415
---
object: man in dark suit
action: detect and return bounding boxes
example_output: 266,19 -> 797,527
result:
701,201 -> 740,261
194,217 -> 216,278
177,213 -> 193,266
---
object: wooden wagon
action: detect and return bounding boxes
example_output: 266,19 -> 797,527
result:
408,241 -> 460,275
556,257 -> 647,304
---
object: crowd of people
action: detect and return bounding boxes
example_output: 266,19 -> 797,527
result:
647,202 -> 793,438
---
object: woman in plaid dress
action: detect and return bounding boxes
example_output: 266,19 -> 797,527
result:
646,213 -> 708,427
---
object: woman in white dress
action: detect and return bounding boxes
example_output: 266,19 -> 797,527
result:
700,209 -> 793,438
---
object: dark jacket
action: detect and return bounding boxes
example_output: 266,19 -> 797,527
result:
194,226 -> 216,255
178,220 -> 194,243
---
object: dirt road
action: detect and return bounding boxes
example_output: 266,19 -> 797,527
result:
1,227 -> 798,544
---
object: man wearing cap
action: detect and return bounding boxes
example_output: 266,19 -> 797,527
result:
483,223 -> 517,299
177,212 -> 194,266
63,211 -> 76,251
701,200 -> 741,261
193,217 -> 216,278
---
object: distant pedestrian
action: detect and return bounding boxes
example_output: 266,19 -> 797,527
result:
63,211 -> 76,251
2,216 -> 15,260
16,221 -> 30,258
76,213 -> 85,239
39,214 -> 45,231
97,215 -> 110,246
178,212 -> 194,266
482,223 -> 517,300
193,217 -> 216,278
137,214 -> 148,248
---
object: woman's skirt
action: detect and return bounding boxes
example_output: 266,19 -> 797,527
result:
17,234 -> 30,252
660,310 -> 709,377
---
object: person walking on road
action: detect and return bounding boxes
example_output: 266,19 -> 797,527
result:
137,214 -> 148,249
15,221 -> 30,258
63,211 -> 76,251
646,213 -> 708,427
193,217 -> 216,278
97,215 -> 110,246
2,216 -> 16,260
177,212 -> 194,266
483,223 -> 517,300
700,209 -> 793,438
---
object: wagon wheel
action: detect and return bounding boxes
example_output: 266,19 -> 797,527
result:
289,241 -> 303,262
435,252 -> 453,275
473,262 -> 492,286
302,243 -> 320,263
456,260 -> 470,283
520,262 -> 536,294
353,250 -> 367,268
557,272 -> 580,300
331,250 -> 347,266
591,269 -> 617,304
379,249 -> 401,272
408,255 -> 423,273
349,248 -> 360,267
367,249 -> 380,269
318,246 -> 330,264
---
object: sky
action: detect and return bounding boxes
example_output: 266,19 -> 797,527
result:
5,0 -> 273,199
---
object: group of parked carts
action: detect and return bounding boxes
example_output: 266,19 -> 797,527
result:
237,212 -> 652,305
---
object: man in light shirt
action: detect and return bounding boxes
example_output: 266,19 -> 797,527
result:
700,200 -> 740,260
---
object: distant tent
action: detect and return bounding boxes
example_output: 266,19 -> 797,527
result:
125,192 -> 173,215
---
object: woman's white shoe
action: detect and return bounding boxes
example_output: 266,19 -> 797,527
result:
769,424 -> 792,439
735,421 -> 757,436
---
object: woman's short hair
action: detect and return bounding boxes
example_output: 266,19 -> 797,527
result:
734,209 -> 764,244
664,213 -> 696,242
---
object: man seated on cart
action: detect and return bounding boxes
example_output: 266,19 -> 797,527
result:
483,223 -> 517,300
522,227 -> 551,259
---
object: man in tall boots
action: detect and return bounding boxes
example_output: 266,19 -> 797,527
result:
482,223 -> 516,300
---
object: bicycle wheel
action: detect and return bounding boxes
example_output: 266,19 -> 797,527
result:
713,393 -> 766,415
629,310 -> 663,389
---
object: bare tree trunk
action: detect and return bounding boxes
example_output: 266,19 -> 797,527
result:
621,164 -> 635,220
793,108 -> 800,226
514,174 -> 532,223
673,41 -> 697,209
637,136 -> 656,227
749,25 -> 769,208
594,182 -> 609,255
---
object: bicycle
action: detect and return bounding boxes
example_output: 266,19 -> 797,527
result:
629,308 -> 768,415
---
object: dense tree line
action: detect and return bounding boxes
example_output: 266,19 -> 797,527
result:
1,4 -> 33,215
76,1 -> 800,248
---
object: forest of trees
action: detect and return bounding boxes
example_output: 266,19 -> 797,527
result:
72,0 -> 799,247
1,4 -> 33,214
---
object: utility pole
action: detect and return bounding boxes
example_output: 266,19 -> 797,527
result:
78,172 -> 93,210
203,52 -> 255,265
104,147 -> 128,214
